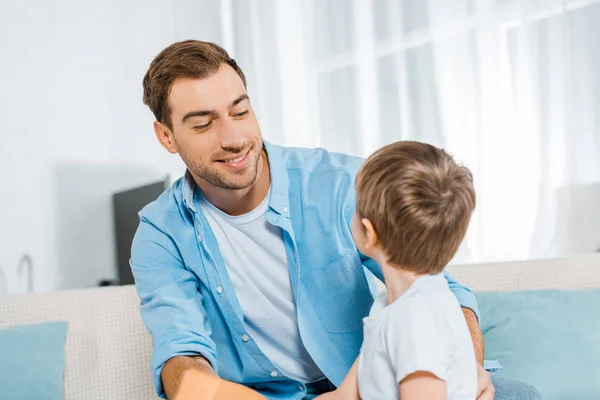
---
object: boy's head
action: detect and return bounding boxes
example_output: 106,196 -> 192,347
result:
351,141 -> 476,275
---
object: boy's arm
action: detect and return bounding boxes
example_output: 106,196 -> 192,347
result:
399,371 -> 447,400
335,358 -> 360,399
314,358 -> 360,400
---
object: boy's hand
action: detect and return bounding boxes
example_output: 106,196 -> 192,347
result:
476,364 -> 495,400
174,370 -> 267,400
315,358 -> 360,400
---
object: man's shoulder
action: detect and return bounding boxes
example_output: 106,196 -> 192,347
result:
274,143 -> 365,177
138,176 -> 187,224
130,177 -> 191,255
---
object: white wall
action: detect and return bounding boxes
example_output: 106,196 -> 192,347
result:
0,0 -> 223,293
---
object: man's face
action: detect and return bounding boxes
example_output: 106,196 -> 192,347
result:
164,64 -> 262,190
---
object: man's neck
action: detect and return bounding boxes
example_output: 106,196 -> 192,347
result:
196,151 -> 271,216
377,255 -> 422,305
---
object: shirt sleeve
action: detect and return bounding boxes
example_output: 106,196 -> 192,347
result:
342,190 -> 385,283
130,217 -> 218,399
384,300 -> 450,384
443,270 -> 480,321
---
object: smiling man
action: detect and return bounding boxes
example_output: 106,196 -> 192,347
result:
131,40 -> 542,400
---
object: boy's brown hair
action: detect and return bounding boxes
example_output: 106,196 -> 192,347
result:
355,141 -> 476,274
142,40 -> 246,130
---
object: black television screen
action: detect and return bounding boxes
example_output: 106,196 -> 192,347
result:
112,178 -> 169,285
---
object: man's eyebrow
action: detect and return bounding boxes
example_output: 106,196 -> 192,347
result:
231,94 -> 249,108
182,109 -> 214,123
181,95 -> 250,123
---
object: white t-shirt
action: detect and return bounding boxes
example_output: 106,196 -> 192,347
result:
199,190 -> 324,383
358,274 -> 477,400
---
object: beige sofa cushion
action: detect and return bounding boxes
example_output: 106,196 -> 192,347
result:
0,285 -> 156,400
447,253 -> 600,292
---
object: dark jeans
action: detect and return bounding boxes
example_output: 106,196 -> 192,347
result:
302,375 -> 543,400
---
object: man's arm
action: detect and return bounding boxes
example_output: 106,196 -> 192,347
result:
462,308 -> 495,400
162,356 -> 217,399
440,272 -> 495,400
131,219 -> 218,398
442,270 -> 486,362
462,307 -> 484,364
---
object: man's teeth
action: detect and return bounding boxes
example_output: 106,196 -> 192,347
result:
223,155 -> 245,163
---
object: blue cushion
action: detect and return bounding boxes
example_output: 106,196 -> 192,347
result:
476,289 -> 600,400
0,321 -> 68,400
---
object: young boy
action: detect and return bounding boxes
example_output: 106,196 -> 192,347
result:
318,141 -> 478,400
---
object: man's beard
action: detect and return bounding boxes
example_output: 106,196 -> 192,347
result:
181,145 -> 262,190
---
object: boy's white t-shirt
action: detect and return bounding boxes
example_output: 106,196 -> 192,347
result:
357,274 -> 477,400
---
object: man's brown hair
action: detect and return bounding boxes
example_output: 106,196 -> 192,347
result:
142,40 -> 246,129
355,141 -> 476,274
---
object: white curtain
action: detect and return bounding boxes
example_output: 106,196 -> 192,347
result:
224,0 -> 600,264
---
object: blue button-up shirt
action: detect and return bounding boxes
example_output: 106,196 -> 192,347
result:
130,141 -> 480,399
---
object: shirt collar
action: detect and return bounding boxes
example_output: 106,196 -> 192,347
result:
263,140 -> 290,217
182,170 -> 197,212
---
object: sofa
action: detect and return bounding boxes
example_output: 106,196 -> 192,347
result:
1,253 -> 599,400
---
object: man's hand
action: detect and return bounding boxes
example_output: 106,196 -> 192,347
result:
174,370 -> 267,400
476,364 -> 495,400
163,356 -> 266,400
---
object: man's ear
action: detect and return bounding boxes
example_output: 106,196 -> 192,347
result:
361,217 -> 379,250
154,121 -> 179,154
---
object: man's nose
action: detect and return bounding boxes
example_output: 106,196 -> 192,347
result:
219,118 -> 245,151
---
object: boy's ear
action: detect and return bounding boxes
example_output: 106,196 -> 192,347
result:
361,218 -> 379,250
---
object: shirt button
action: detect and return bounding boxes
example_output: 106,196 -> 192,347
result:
270,371 -> 278,378
282,206 -> 288,213
216,286 -> 223,294
298,384 -> 304,391
241,334 -> 249,342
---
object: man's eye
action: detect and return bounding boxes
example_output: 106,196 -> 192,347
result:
194,122 -> 212,131
234,110 -> 249,118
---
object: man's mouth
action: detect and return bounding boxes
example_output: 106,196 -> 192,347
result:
220,153 -> 247,163
215,150 -> 252,170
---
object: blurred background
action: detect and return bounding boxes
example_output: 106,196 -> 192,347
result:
1,0 -> 599,294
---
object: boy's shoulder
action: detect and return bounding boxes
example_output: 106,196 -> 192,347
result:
377,276 -> 462,332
